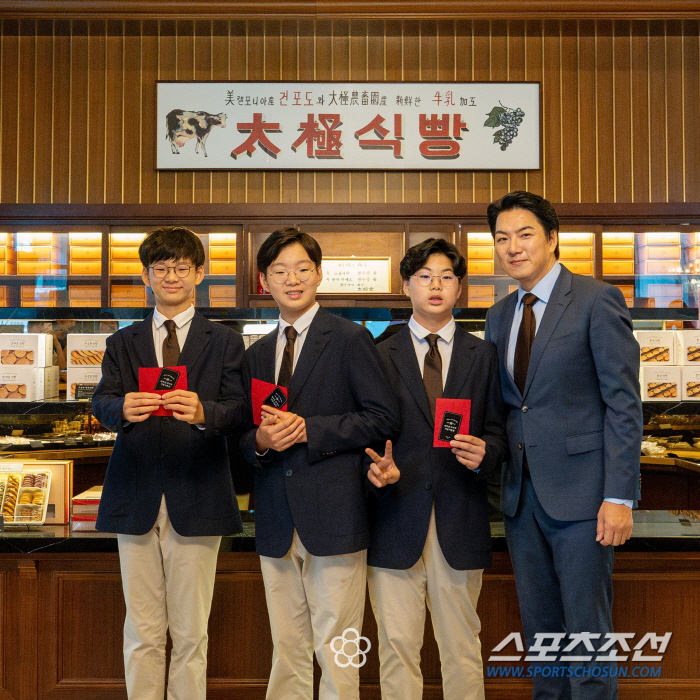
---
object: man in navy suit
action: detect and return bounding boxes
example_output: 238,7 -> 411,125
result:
484,192 -> 642,699
93,226 -> 246,700
365,238 -> 508,700
240,228 -> 399,700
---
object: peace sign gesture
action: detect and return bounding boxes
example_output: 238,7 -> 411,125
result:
365,440 -> 400,488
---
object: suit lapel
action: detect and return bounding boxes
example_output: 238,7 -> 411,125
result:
176,311 -> 212,370
130,315 -> 158,369
523,266 -> 573,397
257,329 -> 278,385
443,326 -> 477,398
389,325 -> 433,426
287,308 -> 332,411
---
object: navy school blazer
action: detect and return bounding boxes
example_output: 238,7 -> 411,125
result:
240,306 -> 400,558
367,323 -> 509,571
93,311 -> 247,537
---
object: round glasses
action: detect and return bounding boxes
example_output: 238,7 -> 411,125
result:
412,273 -> 458,287
149,264 -> 193,278
267,266 -> 316,284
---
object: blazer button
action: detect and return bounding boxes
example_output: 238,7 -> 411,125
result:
285,469 -> 293,477
164,418 -> 170,423
425,482 -> 432,490
522,406 -> 528,413
518,443 -> 523,450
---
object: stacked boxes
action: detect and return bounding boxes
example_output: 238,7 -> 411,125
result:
66,334 -> 109,401
110,233 -> 146,275
208,233 -> 237,275
636,232 -> 682,275
467,285 -> 495,308
16,232 -> 65,275
209,285 -> 236,308
69,232 -> 102,275
681,232 -> 700,275
0,233 -> 16,274
614,285 -> 635,308
647,283 -> 683,309
111,285 -> 147,307
676,330 -> 700,400
602,232 -> 635,276
558,232 -> 594,276
20,286 -> 58,307
0,286 -> 18,307
0,334 -> 58,400
69,285 -> 102,307
466,232 -> 494,276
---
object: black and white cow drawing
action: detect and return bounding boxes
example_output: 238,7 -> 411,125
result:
165,110 -> 227,157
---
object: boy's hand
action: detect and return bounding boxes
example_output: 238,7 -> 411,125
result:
261,405 -> 307,443
161,389 -> 205,424
365,440 -> 400,487
122,392 -> 162,422
255,409 -> 305,452
450,434 -> 486,470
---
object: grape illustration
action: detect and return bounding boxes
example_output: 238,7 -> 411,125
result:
484,104 -> 525,151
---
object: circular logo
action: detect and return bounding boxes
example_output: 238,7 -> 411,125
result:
330,628 -> 372,668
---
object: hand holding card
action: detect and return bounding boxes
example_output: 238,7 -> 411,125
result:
251,378 -> 288,426
433,398 -> 471,448
138,366 -> 188,416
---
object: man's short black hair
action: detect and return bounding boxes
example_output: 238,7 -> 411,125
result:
400,238 -> 466,281
257,228 -> 323,274
139,226 -> 205,268
487,190 -> 560,259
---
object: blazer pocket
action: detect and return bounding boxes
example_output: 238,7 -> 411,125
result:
566,431 -> 604,455
547,331 -> 584,349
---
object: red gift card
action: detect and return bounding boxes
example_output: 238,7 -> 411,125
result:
251,378 -> 288,426
433,398 -> 471,448
138,366 -> 188,416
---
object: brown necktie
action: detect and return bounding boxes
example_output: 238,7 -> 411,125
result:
423,333 -> 443,421
277,326 -> 298,387
162,319 -> 180,367
514,293 -> 539,394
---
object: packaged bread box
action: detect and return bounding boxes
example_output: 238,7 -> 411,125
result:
67,367 -> 102,401
634,331 -> 676,365
66,334 -> 110,368
0,333 -> 53,368
0,366 -> 58,401
640,366 -> 682,402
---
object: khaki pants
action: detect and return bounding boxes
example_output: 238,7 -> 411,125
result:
368,507 -> 485,700
260,531 -> 367,700
117,496 -> 221,700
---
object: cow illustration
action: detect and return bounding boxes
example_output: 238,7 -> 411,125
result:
165,110 -> 227,157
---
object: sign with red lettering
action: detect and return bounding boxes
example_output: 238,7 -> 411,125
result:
157,82 -> 540,170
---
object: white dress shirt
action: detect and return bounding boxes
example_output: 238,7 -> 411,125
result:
152,305 -> 196,366
275,302 -> 320,383
408,315 -> 456,388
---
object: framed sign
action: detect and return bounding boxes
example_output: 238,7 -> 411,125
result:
316,257 -> 391,294
157,82 -> 540,171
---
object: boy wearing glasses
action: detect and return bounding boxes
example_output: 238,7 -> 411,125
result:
240,228 -> 399,700
93,226 -> 246,700
364,238 -> 508,700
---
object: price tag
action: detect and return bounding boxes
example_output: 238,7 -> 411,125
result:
75,384 -> 98,401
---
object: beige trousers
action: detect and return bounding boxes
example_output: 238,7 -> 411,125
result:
117,496 -> 221,700
260,531 -> 367,700
367,507 -> 485,700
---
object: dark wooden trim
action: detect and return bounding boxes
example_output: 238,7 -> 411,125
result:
0,1 -> 699,20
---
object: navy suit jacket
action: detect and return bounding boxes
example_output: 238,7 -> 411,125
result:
240,307 -> 400,558
367,324 -> 508,571
93,311 -> 246,537
484,266 -> 642,521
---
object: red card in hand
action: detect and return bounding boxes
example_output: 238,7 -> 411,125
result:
251,378 -> 288,426
138,366 -> 188,416
433,398 -> 471,448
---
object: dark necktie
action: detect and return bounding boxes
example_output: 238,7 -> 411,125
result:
514,293 -> 539,394
423,333 -> 443,421
162,319 -> 180,367
277,326 -> 298,387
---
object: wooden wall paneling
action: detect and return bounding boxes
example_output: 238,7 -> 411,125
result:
279,20 -> 299,205
193,20 -> 213,205
175,20 -> 195,205
349,19 -> 368,205
682,20 -> 700,204
630,20 -> 650,203
0,21 -> 19,204
560,21 -> 580,203
542,20 -> 563,202
418,20 -> 439,205
506,20 -> 528,195
51,20 -> 71,204
665,21 -> 684,203
367,20 -> 387,204
295,19 -> 316,205
86,20 -> 106,204
121,21 -> 141,204
263,20 -> 282,205
105,20 -> 125,204
139,21 -> 158,205
210,20 -> 230,204
34,21 -> 54,204
401,21 -> 421,204
311,20 -> 332,204
331,20 -> 350,205
454,19 -> 474,203
384,20 -> 403,203
241,20 -> 265,205
435,20 -> 456,204
488,20 -> 511,202
524,20 -> 544,197
613,20 -> 633,202
17,20 -> 35,204
156,20 -> 177,205
578,21 -> 597,203
595,21 -> 615,202
472,20 -> 492,204
227,20 -> 247,205
648,21 -> 667,202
